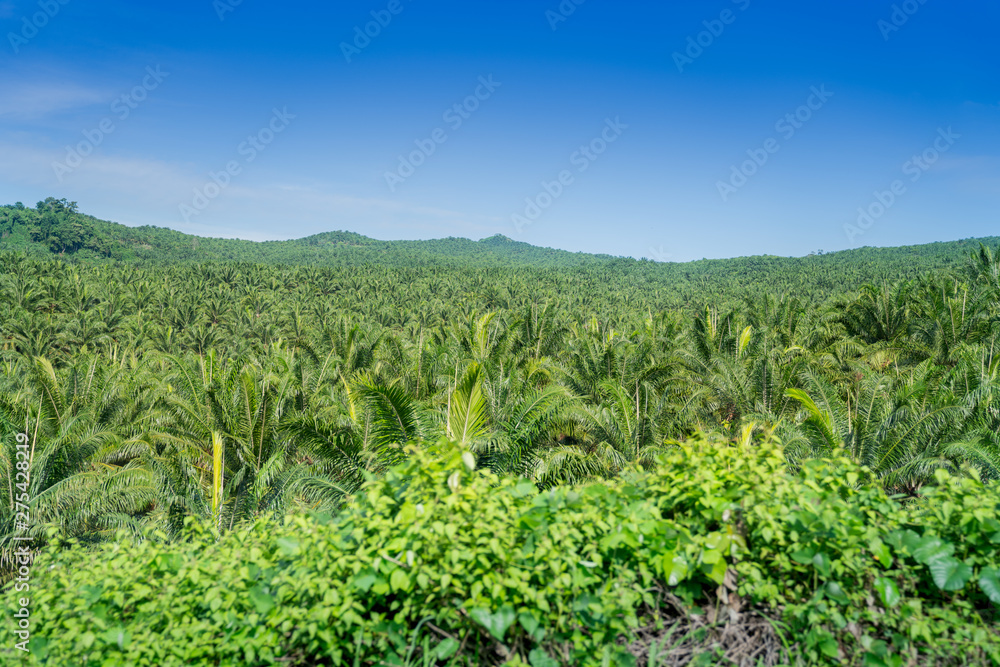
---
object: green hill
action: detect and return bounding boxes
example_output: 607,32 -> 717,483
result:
0,198 -> 617,268
2,198 -> 997,303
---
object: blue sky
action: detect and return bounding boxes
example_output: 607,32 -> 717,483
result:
0,0 -> 997,262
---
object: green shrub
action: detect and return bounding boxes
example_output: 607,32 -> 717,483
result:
2,435 -> 998,666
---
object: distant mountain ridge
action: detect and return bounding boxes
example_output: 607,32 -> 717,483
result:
1,200 -> 998,285
0,200 -> 624,267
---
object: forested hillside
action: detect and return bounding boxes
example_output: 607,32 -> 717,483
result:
1,201 -> 1000,665
2,199 -> 998,301
0,198 -> 616,268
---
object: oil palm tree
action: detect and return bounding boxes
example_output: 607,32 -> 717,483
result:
784,365 -> 994,491
444,361 -> 573,483
0,355 -> 159,571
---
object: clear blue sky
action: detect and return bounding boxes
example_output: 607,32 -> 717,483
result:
1,0 -> 997,261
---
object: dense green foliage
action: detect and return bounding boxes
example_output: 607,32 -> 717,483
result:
2,200 -> 998,303
2,202 -> 1000,664
3,438 -> 998,665
0,199 -> 618,268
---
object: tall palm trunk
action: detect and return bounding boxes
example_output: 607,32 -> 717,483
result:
211,431 -> 224,531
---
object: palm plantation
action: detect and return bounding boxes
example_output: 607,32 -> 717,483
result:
3,233 -> 1000,569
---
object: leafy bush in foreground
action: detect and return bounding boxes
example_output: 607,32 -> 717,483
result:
2,435 -> 998,666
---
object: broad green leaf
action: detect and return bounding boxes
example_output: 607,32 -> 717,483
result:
248,585 -> 274,614
791,548 -> 815,565
511,480 -> 537,498
812,552 -> 832,577
461,451 -> 476,470
978,568 -> 1000,605
664,554 -> 688,586
928,557 -> 972,591
434,638 -> 459,660
529,648 -> 560,667
101,627 -> 131,651
874,577 -> 901,608
28,636 -> 49,659
276,537 -> 300,558
826,581 -> 849,604
469,606 -> 516,641
606,647 -> 638,667
352,571 -> 376,592
389,568 -> 411,592
869,538 -> 892,568
518,611 -> 544,641
912,536 -> 953,565
704,558 -> 727,585
819,637 -> 840,659
885,529 -> 920,553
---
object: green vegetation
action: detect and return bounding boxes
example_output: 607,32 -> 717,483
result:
7,439 -> 1000,666
1,202 -> 999,664
2,200 -> 998,302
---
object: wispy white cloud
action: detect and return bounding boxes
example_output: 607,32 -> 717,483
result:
0,82 -> 106,119
927,155 -> 1000,196
0,142 -> 499,241
961,100 -> 1000,112
937,155 -> 998,170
